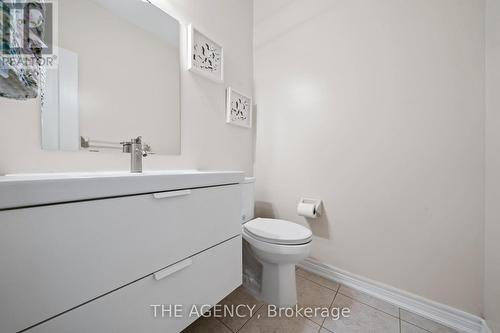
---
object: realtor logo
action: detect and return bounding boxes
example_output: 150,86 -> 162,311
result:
1,0 -> 56,58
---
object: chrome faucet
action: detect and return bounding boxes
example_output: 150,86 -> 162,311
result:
121,136 -> 148,173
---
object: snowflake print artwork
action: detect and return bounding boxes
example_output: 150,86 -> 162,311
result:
226,87 -> 252,128
193,42 -> 220,72
188,25 -> 224,82
231,97 -> 249,121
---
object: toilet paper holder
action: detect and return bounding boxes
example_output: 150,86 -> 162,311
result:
297,197 -> 323,218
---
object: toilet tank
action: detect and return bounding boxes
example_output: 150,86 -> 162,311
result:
241,177 -> 256,223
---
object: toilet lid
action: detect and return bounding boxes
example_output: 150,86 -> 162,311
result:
243,218 -> 312,245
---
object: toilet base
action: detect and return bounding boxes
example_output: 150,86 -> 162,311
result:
242,229 -> 311,307
260,263 -> 297,307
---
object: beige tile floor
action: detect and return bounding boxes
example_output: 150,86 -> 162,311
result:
182,268 -> 462,333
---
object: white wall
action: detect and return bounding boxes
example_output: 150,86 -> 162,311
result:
0,0 -> 254,175
485,0 -> 500,330
254,0 -> 485,315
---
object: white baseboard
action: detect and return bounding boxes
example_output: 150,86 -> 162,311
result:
298,258 -> 491,333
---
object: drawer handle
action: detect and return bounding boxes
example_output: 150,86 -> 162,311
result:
153,190 -> 191,199
154,258 -> 193,281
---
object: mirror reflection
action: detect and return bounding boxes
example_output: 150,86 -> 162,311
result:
41,0 -> 181,155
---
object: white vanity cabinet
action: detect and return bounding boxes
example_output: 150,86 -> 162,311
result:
28,236 -> 242,333
0,172 -> 244,333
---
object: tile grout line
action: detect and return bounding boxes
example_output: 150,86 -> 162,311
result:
212,306 -> 235,333
400,318 -> 438,333
299,259 -> 472,333
296,270 -> 339,330
234,303 -> 265,333
217,317 -> 237,333
319,288 -> 339,333
399,308 -> 402,333
296,271 -> 340,293
232,271 -> 401,333
205,270 -> 457,333
213,296 -> 264,333
336,291 -> 400,319
299,270 -> 399,331
299,268 -> 401,319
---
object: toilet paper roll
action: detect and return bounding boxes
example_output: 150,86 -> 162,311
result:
297,202 -> 317,218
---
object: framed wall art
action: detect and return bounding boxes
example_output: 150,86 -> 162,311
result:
226,87 -> 252,128
187,24 -> 224,83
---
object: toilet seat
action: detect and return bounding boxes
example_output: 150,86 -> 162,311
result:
243,218 -> 312,245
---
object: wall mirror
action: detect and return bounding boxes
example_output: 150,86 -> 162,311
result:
41,0 -> 181,155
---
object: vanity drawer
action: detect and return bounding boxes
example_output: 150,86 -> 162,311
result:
0,184 -> 241,333
27,236 -> 242,333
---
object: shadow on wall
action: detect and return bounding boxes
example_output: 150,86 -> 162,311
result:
304,208 -> 330,240
251,105 -> 258,169
256,201 -> 331,240
255,201 -> 277,218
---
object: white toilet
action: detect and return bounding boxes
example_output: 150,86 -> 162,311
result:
241,178 -> 312,307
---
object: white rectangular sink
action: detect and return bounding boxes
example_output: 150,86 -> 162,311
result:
0,170 -> 244,209
2,170 -> 209,180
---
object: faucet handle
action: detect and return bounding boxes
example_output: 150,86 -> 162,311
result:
121,136 -> 150,156
120,140 -> 131,153
142,143 -> 152,157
